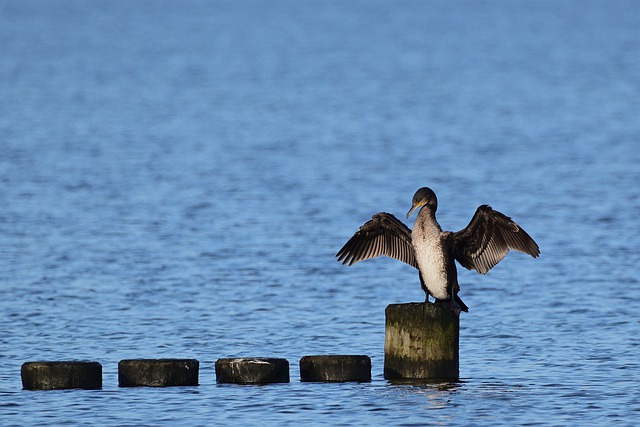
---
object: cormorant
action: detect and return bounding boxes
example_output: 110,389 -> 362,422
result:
336,187 -> 540,314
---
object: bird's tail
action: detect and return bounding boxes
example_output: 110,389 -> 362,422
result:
456,295 -> 469,313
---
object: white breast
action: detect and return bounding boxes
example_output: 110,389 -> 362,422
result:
412,228 -> 449,300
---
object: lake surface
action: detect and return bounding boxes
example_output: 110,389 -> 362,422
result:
1,0 -> 639,425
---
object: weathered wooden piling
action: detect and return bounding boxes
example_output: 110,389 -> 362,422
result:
118,359 -> 199,387
215,358 -> 290,384
21,361 -> 102,390
300,355 -> 371,382
384,302 -> 459,380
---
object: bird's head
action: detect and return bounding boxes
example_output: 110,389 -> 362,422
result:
406,187 -> 437,219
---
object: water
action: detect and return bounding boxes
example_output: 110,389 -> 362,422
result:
1,0 -> 639,425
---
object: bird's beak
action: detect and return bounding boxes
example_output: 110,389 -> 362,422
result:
406,204 -> 418,219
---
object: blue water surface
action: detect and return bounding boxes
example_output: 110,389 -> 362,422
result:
1,0 -> 639,425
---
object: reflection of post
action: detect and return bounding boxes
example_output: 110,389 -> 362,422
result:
384,303 -> 459,380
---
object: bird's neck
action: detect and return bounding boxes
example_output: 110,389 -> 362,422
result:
417,205 -> 442,233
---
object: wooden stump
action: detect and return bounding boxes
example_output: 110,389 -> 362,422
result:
384,302 -> 459,380
215,358 -> 289,384
299,355 -> 371,382
118,359 -> 199,387
21,361 -> 102,390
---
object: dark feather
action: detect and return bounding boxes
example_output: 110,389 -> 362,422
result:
336,212 -> 418,268
449,205 -> 540,274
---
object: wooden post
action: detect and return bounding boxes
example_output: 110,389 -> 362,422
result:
215,358 -> 290,384
21,361 -> 102,390
384,302 -> 459,380
118,359 -> 199,387
299,355 -> 371,382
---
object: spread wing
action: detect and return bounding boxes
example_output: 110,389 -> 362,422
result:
336,212 -> 417,268
449,205 -> 540,274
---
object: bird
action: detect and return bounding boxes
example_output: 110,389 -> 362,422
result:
336,187 -> 540,314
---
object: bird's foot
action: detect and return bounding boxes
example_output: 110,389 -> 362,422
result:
434,298 -> 462,316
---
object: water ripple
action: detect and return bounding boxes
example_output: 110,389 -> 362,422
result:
2,0 -> 640,425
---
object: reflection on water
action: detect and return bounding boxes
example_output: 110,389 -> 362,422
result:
386,380 -> 462,410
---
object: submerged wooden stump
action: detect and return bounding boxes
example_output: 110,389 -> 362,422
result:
21,361 -> 102,390
118,359 -> 199,387
300,355 -> 371,382
384,302 -> 459,380
215,358 -> 289,384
